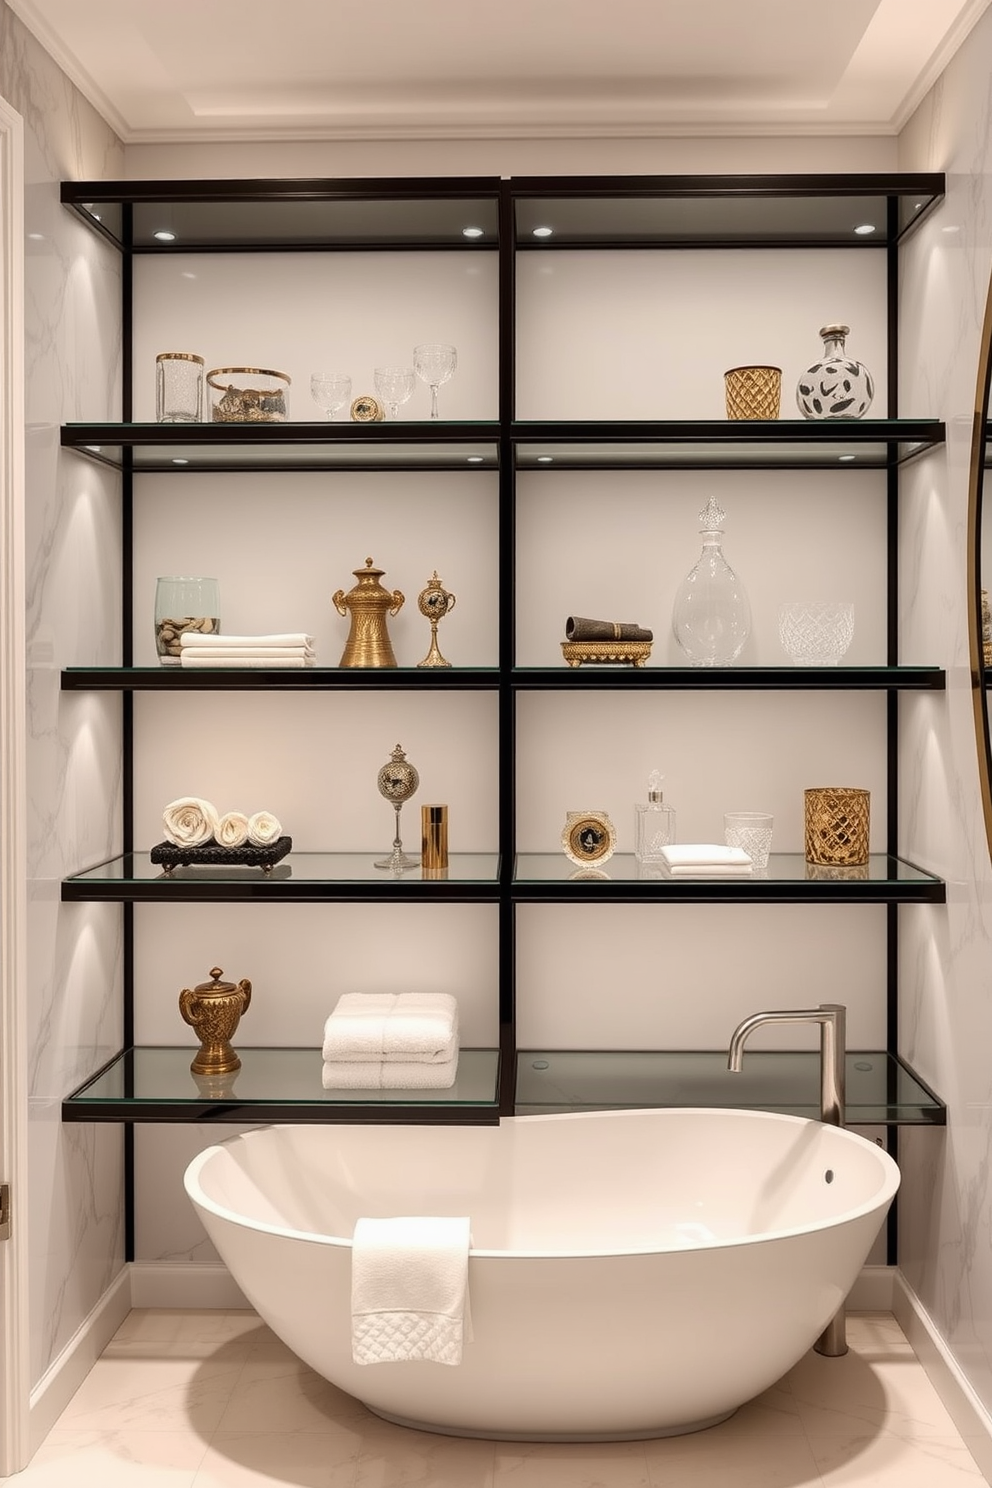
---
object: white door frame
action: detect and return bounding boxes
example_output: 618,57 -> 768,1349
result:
0,89 -> 30,1478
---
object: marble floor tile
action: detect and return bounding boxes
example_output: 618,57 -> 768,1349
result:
214,1358 -> 372,1434
196,1430 -> 362,1487
786,1349 -> 963,1439
4,1309 -> 989,1488
6,1427 -> 208,1487
808,1431 -> 986,1485
493,1440 -> 650,1488
357,1419 -> 495,1487
644,1433 -> 823,1488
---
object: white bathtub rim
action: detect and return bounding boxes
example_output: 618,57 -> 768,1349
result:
183,1106 -> 900,1261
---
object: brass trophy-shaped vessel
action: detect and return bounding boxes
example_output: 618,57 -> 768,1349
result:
179,966 -> 252,1075
332,557 -> 404,667
416,571 -> 456,668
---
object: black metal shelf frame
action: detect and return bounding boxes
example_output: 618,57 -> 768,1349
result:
58,172 -> 947,1266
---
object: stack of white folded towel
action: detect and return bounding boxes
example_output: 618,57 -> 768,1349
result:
322,992 -> 460,1090
656,844 -> 753,878
179,632 -> 316,668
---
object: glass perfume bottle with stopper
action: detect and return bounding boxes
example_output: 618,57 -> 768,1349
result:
635,771 -> 676,862
672,496 -> 751,667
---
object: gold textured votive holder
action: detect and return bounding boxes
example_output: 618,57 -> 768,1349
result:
724,365 -> 782,420
422,804 -> 449,871
804,787 -> 870,867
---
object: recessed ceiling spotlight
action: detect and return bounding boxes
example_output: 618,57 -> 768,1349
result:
466,456 -> 484,464
172,457 -> 189,466
462,226 -> 484,238
838,454 -> 856,463
536,456 -> 554,463
854,224 -> 876,236
532,226 -> 554,238
154,229 -> 177,242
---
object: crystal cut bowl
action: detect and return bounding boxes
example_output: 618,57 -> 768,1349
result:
778,602 -> 855,666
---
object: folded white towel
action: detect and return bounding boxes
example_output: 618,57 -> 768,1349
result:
180,655 -> 315,669
180,632 -> 316,649
162,796 -> 220,847
322,992 -> 459,1063
178,646 -> 315,660
322,1055 -> 459,1090
664,864 -> 755,878
216,810 -> 249,848
351,1215 -> 471,1366
657,844 -> 753,869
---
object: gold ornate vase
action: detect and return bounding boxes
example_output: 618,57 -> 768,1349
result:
416,571 -> 456,668
178,966 -> 252,1076
332,557 -> 404,667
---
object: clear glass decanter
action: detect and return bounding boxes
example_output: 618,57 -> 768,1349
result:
672,496 -> 751,667
635,770 -> 676,862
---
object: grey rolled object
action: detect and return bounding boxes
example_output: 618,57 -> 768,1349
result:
566,616 -> 654,642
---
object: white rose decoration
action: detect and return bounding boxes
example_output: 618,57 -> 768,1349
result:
247,810 -> 282,847
216,811 -> 250,848
162,797 -> 219,847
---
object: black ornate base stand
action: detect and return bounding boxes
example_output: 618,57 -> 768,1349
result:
151,835 -> 293,873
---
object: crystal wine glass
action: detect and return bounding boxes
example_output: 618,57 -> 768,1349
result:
373,366 -> 416,420
310,372 -> 352,421
413,343 -> 457,420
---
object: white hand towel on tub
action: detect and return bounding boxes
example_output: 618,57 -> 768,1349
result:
180,632 -> 315,649
322,992 -> 459,1063
351,1215 -> 471,1365
321,1053 -> 459,1089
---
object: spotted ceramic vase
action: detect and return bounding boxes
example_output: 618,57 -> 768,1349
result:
796,324 -> 874,420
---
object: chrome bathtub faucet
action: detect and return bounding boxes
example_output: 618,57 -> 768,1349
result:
726,1002 -> 848,1357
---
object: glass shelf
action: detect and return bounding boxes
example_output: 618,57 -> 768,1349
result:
62,852 -> 501,903
61,179 -> 503,251
514,1050 -> 945,1125
63,1046 -> 500,1123
62,174 -> 943,254
514,420 -> 944,470
512,174 -> 944,247
61,423 -> 499,473
512,853 -> 945,903
512,667 -> 945,691
62,667 -> 500,692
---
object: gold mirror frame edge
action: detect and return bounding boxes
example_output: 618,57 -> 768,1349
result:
967,260 -> 992,863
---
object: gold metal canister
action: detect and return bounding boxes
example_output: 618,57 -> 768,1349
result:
421,804 -> 449,871
332,557 -> 404,667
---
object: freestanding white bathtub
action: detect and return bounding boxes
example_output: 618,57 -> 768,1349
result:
184,1108 -> 899,1440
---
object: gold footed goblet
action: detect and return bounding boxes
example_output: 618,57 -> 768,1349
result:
417,571 -> 456,668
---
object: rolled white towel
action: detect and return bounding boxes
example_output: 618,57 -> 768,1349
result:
162,796 -> 219,847
247,810 -> 283,847
180,655 -> 315,669
322,1055 -> 458,1090
323,993 -> 459,1063
216,811 -> 250,848
180,632 -> 315,649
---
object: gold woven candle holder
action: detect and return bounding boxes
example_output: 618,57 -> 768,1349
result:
724,365 -> 782,420
804,787 -> 870,867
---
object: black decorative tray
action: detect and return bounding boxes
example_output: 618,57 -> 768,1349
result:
150,835 -> 293,872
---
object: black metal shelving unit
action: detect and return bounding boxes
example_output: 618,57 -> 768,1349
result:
59,175 -> 948,1172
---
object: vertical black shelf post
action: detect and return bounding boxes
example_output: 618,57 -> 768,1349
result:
497,180 -> 517,1114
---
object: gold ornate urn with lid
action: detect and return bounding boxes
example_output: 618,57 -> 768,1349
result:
178,966 -> 252,1076
332,557 -> 405,667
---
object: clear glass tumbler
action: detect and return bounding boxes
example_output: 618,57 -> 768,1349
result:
724,811 -> 774,871
156,352 -> 204,422
155,577 -> 220,665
